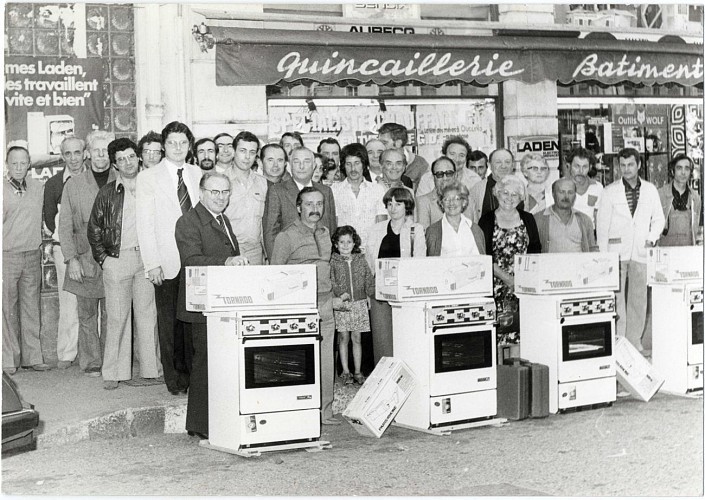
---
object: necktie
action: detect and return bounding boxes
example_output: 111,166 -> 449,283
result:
217,214 -> 237,251
177,168 -> 192,215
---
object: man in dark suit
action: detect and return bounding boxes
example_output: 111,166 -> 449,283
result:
262,147 -> 337,259
175,172 -> 249,439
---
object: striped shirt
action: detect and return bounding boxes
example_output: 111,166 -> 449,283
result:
623,177 -> 641,217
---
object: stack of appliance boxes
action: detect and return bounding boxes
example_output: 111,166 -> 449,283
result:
375,256 -> 501,434
185,264 -> 329,456
514,252 -> 620,413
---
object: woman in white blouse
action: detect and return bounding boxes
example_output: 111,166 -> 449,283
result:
425,182 -> 485,256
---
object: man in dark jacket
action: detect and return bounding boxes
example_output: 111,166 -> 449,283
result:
175,172 -> 248,439
87,138 -> 162,390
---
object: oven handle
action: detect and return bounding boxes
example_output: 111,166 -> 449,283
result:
240,334 -> 322,343
559,313 -> 615,324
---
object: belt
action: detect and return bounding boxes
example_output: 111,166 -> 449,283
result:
122,246 -> 140,251
52,242 -> 60,247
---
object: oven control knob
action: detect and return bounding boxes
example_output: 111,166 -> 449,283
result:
436,314 -> 444,322
486,309 -> 494,318
456,312 -> 465,319
271,324 -> 280,331
245,324 -> 255,332
307,321 -> 317,330
290,323 -> 299,330
471,310 -> 479,318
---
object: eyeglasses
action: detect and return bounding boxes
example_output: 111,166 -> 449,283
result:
115,153 -> 138,165
142,149 -> 162,156
202,188 -> 231,197
498,190 -> 522,200
165,140 -> 189,148
433,171 -> 455,179
442,196 -> 463,203
526,166 -> 549,172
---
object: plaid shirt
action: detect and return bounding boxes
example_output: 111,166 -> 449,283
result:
623,176 -> 641,216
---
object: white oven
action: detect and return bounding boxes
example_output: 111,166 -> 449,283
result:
519,292 -> 617,414
652,283 -> 704,394
391,298 -> 498,434
206,308 -> 327,456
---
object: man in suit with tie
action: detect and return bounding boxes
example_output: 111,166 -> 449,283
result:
136,121 -> 202,396
176,172 -> 248,439
262,147 -> 337,260
597,147 -> 665,353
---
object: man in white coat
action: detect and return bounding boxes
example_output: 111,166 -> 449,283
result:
136,121 -> 202,395
596,147 -> 664,352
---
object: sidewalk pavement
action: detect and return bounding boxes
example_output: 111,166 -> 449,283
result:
8,364 -> 361,449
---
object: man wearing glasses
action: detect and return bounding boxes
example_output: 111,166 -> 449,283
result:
213,133 -> 235,174
88,138 -> 162,390
175,172 -> 247,440
416,156 -> 473,229
468,148 -> 523,223
136,121 -> 202,396
262,147 -> 336,260
416,136 -> 481,197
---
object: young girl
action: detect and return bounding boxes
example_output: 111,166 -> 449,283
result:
330,226 -> 375,385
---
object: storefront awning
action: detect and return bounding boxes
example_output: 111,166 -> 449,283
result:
213,27 -> 704,88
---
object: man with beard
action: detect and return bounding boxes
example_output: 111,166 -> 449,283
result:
563,147 -> 603,228
467,148 -> 522,223
262,147 -> 336,259
223,131 -> 267,265
213,132 -> 234,174
270,187 -> 339,426
59,130 -> 116,377
43,135 -> 85,369
136,121 -> 202,396
194,138 -> 216,172
416,136 -> 480,197
535,178 -> 597,253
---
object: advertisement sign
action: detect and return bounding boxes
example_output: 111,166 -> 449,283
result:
342,4 -> 421,20
4,56 -> 104,178
508,135 -> 561,173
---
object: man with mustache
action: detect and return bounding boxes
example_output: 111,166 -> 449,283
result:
535,178 -> 598,253
270,186 -> 339,426
194,138 -> 216,172
564,147 -> 603,227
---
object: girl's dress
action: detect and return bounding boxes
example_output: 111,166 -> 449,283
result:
492,219 -> 529,344
330,252 -> 375,332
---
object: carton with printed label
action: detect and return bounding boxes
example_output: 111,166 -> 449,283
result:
375,256 -> 492,302
514,252 -> 619,294
185,265 -> 317,312
614,337 -> 664,402
646,246 -> 703,284
343,357 -> 416,438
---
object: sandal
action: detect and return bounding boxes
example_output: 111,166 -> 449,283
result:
353,373 -> 366,385
341,372 -> 353,385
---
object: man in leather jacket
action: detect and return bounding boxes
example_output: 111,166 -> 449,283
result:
87,138 -> 162,390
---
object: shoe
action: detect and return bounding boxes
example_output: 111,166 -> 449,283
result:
353,373 -> 366,385
57,360 -> 73,369
30,363 -> 51,371
84,367 -> 101,377
3,367 -> 17,375
321,417 -> 342,426
187,430 -> 208,439
341,372 -> 353,385
103,380 -> 119,390
169,389 -> 188,396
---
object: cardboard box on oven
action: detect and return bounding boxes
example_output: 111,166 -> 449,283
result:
614,336 -> 664,402
514,252 -> 619,295
375,256 -> 492,302
343,357 -> 416,438
185,264 -> 317,312
647,246 -> 703,284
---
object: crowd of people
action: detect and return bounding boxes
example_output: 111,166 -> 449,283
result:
3,119 -> 701,436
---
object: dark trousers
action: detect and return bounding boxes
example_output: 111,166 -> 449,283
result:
186,322 -> 208,436
369,297 -> 393,366
154,275 -> 191,392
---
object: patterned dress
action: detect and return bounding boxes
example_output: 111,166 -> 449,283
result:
492,219 -> 529,344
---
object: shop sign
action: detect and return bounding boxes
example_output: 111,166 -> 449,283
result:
343,4 -> 420,20
508,135 -> 561,172
216,39 -> 703,87
4,56 -> 104,176
348,25 -> 416,34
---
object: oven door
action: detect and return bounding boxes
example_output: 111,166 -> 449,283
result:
239,335 -> 320,414
688,293 -> 703,365
559,313 -> 615,382
429,323 -> 496,397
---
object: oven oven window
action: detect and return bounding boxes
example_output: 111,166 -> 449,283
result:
692,311 -> 703,346
562,321 -> 612,361
433,330 -> 493,373
244,344 -> 316,389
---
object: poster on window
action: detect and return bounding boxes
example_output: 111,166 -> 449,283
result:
4,56 -> 104,179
